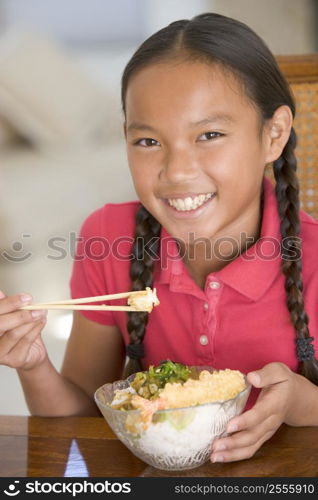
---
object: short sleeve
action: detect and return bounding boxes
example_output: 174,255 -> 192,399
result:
69,208 -> 116,326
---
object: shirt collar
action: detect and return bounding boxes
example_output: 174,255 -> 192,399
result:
155,177 -> 282,301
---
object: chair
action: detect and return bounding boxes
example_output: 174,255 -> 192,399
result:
267,54 -> 318,219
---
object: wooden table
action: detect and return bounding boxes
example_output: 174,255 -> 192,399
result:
0,416 -> 317,477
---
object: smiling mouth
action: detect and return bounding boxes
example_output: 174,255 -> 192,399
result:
166,192 -> 216,212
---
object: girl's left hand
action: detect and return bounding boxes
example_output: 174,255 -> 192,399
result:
210,362 -> 297,463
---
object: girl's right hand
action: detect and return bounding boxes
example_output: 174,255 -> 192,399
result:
0,290 -> 48,371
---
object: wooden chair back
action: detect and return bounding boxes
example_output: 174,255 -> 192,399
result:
268,54 -> 318,219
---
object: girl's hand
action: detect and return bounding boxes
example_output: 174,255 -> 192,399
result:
0,290 -> 48,371
210,362 -> 296,463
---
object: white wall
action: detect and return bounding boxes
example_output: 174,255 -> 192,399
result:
210,0 -> 317,54
0,0 -> 146,44
142,0 -> 209,36
0,0 -> 209,45
1,0 -> 315,53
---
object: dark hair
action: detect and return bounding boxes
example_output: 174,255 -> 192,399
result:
121,12 -> 318,383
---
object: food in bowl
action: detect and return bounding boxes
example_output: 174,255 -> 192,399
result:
95,361 -> 251,471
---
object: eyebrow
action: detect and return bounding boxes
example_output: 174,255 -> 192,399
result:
127,113 -> 236,133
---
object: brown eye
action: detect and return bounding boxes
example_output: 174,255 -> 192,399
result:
199,132 -> 223,141
135,138 -> 160,147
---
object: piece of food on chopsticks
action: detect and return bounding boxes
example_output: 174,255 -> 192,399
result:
20,287 -> 160,312
127,287 -> 160,312
109,360 -> 247,430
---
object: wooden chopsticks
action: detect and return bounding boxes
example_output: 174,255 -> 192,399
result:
21,304 -> 139,312
20,288 -> 159,313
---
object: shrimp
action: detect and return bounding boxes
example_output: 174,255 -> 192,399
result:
131,394 -> 167,429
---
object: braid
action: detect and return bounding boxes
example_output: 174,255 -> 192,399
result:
273,127 -> 318,384
123,205 -> 161,378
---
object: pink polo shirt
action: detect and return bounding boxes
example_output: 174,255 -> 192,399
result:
70,178 -> 318,409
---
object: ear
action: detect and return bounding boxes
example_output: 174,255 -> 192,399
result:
264,105 -> 293,163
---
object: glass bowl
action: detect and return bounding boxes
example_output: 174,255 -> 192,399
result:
94,367 -> 251,471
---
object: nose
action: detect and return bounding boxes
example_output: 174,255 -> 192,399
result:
161,147 -> 199,184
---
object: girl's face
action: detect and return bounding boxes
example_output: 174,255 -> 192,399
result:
124,60 -> 272,245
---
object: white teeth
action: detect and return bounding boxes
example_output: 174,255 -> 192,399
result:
168,192 -> 214,211
184,197 -> 192,210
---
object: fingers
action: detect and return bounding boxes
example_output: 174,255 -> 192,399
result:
213,412 -> 274,450
0,318 -> 46,368
225,405 -> 273,435
0,293 -> 32,315
219,391 -> 284,442
247,362 -> 291,389
8,322 -> 45,367
211,429 -> 275,463
0,309 -> 46,334
0,292 -> 48,370
0,318 -> 45,356
210,410 -> 280,463
0,293 -> 47,334
209,364 -> 294,464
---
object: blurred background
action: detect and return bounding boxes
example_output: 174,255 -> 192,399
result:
0,0 -> 317,414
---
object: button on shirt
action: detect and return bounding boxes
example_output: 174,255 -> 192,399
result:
209,281 -> 220,289
70,178 -> 318,410
199,335 -> 209,346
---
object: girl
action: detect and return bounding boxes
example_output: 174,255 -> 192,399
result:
0,12 -> 318,464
